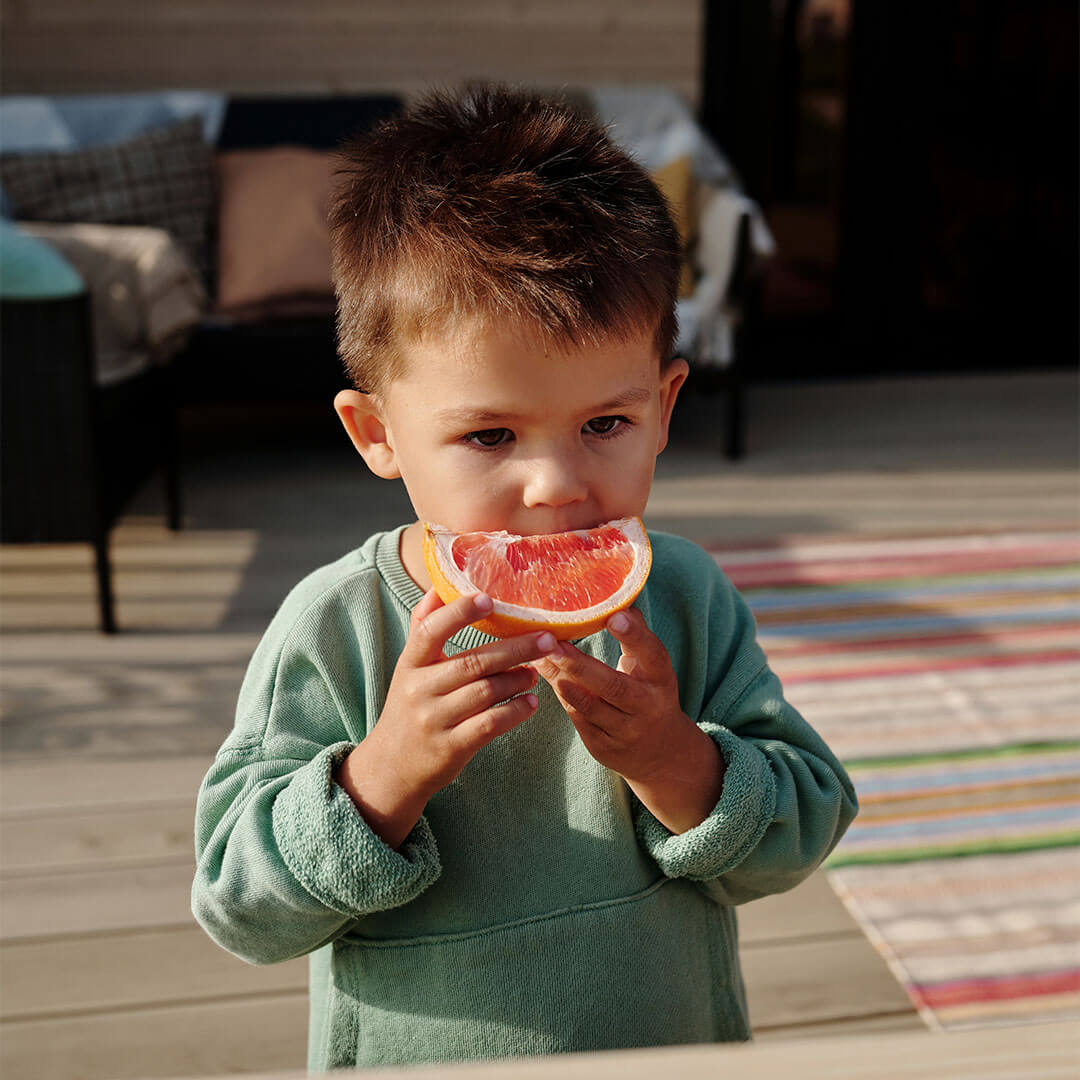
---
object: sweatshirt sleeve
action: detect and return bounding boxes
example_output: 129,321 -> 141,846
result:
632,536 -> 858,905
191,586 -> 441,965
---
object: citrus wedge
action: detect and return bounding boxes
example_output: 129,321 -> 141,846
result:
422,516 -> 652,639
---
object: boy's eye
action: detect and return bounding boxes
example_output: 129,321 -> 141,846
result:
463,417 -> 631,448
584,416 -> 628,436
464,428 -> 512,448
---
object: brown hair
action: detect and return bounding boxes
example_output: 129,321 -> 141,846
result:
328,84 -> 682,395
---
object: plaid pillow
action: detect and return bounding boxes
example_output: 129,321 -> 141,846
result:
0,117 -> 215,280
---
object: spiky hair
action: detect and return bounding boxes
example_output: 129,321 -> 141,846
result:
328,84 -> 681,393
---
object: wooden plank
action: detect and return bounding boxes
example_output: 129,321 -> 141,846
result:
742,935 -> 916,1031
24,0 -> 700,29
1,567 -> 247,597
1,861 -> 197,940
0,936 -> 920,1078
1,28 -> 698,94
0,756 -> 214,815
0,929 -> 919,1080
1,656 -> 246,714
0,661 -> 245,720
0,642 -> 252,760
0,993 -> 308,1080
2,925 -> 306,1021
1,803 -> 195,874
753,1011 -> 926,1040
737,869 -> 856,943
1,912 -> 906,1030
646,472 -> 1080,527
0,523 -> 258,630
0,524 -> 258,567
0,594 -> 246,632
0,632 -> 258,665
0,706 -> 238,762
1,29 -> 696,75
105,1020 -> 1080,1080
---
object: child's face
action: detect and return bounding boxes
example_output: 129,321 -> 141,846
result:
336,318 -> 688,542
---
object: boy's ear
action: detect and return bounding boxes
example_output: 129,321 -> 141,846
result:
333,390 -> 401,479
655,356 -> 690,454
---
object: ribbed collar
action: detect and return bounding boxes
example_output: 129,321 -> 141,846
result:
374,524 -> 503,654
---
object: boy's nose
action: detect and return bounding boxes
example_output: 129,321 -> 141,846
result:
521,454 -> 589,510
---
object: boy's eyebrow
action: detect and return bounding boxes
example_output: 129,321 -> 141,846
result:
434,387 -> 653,426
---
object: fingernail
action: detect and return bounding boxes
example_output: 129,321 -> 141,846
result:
537,632 -> 557,653
474,593 -> 493,613
608,612 -> 631,634
524,693 -> 539,709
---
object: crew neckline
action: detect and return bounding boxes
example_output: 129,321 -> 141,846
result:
374,525 -> 502,653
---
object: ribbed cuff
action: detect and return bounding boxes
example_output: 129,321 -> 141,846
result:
272,741 -> 441,917
635,721 -> 776,882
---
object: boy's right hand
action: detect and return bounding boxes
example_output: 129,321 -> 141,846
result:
334,588 -> 558,849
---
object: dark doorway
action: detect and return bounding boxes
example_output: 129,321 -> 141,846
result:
702,0 -> 1079,379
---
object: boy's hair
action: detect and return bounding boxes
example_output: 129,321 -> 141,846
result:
328,84 -> 682,395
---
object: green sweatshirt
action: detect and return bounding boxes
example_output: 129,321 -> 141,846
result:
191,526 -> 857,1072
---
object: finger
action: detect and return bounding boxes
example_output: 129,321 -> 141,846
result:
453,691 -> 539,753
409,587 -> 446,629
536,641 -> 644,713
441,665 -> 539,722
406,591 -> 494,667
549,672 -> 599,718
430,630 -> 560,695
546,676 -> 622,738
606,608 -> 669,679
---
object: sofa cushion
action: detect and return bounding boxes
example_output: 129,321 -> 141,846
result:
0,116 -> 215,279
0,218 -> 84,299
213,146 -> 334,316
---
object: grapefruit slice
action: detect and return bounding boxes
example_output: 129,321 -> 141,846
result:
422,516 -> 652,639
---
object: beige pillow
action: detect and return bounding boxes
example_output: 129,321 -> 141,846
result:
214,147 -> 334,313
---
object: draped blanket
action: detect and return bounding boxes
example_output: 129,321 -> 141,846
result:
19,221 -> 207,386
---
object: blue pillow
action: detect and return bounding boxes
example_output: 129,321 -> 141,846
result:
0,219 -> 83,299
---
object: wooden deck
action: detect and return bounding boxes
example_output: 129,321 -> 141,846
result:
2,371 -> 1075,1079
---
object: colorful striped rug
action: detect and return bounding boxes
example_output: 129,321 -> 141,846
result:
711,527 -> 1080,1031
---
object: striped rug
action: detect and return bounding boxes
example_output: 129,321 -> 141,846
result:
711,527 -> 1080,1031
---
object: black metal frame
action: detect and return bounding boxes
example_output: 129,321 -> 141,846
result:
688,210 -> 766,462
1,291 -> 182,632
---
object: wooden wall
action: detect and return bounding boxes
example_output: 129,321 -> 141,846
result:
0,0 -> 703,105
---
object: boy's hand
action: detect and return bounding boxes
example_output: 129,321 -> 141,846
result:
531,608 -> 725,835
335,588 -> 559,848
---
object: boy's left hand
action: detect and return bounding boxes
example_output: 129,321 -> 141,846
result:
531,608 -> 725,834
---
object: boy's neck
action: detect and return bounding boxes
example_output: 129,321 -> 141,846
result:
400,521 -> 434,593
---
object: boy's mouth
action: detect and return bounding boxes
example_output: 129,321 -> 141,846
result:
497,519 -> 609,539
428,517 -> 622,540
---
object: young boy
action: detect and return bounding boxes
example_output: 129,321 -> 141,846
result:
191,85 -> 857,1072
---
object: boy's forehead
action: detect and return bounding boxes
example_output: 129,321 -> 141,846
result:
384,322 -> 664,429
401,314 -> 661,378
